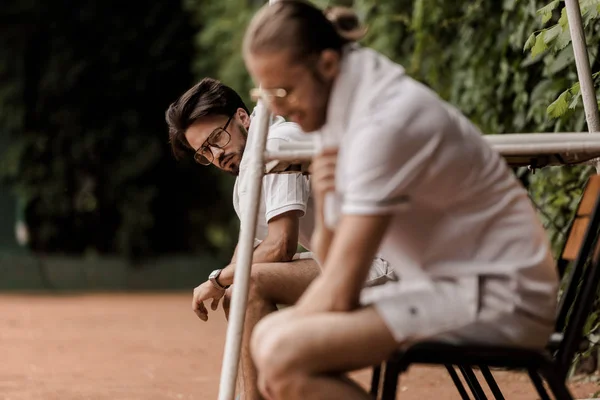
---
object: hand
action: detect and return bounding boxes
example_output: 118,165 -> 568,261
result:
309,147 -> 338,208
192,281 -> 226,321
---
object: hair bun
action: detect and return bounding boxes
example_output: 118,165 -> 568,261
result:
324,6 -> 367,42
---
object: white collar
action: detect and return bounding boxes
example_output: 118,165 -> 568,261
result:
319,44 -> 363,146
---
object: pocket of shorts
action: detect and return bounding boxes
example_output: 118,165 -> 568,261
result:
364,257 -> 397,287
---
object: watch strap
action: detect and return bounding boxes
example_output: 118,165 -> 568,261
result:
209,269 -> 229,290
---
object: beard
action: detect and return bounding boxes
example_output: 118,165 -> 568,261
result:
228,155 -> 241,176
222,122 -> 247,176
217,151 -> 243,176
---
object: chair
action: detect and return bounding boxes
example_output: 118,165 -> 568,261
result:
370,175 -> 600,400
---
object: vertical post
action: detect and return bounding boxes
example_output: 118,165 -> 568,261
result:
217,107 -> 271,400
217,2 -> 276,399
564,0 -> 600,172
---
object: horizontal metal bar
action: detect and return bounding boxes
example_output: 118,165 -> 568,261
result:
264,132 -> 600,163
485,132 -> 600,144
264,149 -> 316,162
494,143 -> 600,155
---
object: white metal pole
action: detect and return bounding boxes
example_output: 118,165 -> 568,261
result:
263,132 -> 600,160
217,1 -> 276,399
217,106 -> 270,400
564,0 -> 600,171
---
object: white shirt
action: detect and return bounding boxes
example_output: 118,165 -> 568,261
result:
234,104 -> 315,250
320,45 -> 558,321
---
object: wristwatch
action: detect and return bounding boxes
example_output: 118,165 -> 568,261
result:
208,269 -> 229,290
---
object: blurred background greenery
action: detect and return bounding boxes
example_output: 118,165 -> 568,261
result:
0,0 -> 599,373
0,0 -> 599,277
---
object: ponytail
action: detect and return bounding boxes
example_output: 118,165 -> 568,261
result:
324,6 -> 367,43
244,0 -> 367,61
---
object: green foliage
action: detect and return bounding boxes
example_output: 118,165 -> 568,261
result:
0,1 -> 234,261
523,0 -> 600,365
524,0 -> 600,126
183,0 -> 260,108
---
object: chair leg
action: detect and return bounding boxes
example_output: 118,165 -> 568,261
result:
458,366 -> 487,400
370,365 -> 381,399
479,365 -> 504,400
445,365 -> 471,400
538,368 -> 574,400
527,369 -> 552,400
381,360 -> 400,400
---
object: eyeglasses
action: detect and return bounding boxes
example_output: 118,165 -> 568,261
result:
194,114 -> 234,166
250,87 -> 296,106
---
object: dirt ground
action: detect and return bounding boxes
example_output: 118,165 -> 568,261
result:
0,292 -> 598,400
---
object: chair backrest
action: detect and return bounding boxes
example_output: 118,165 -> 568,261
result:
555,175 -> 600,330
558,175 -> 600,274
553,175 -> 600,378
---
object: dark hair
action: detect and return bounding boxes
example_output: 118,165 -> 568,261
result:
243,1 -> 367,62
165,77 -> 249,160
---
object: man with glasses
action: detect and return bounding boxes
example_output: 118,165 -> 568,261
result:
165,77 -> 395,400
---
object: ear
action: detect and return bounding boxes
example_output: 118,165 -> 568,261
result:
236,108 -> 251,129
317,49 -> 341,81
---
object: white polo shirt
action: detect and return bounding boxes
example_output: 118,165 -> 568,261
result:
234,104 -> 315,250
320,45 -> 559,325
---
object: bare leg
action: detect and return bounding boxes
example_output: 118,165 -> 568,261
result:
251,306 -> 399,400
222,259 -> 320,400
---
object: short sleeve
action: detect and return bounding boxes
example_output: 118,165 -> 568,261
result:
262,121 -> 312,222
262,173 -> 310,222
340,106 -> 447,216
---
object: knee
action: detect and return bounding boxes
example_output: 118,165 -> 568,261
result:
247,265 -> 268,302
251,314 -> 305,399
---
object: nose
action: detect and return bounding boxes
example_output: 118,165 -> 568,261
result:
211,146 -> 225,163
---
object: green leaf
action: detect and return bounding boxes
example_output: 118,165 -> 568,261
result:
531,31 -> 548,57
537,0 -> 560,23
547,89 -> 571,118
582,0 -> 600,25
568,82 -> 582,109
554,28 -> 572,50
543,24 -> 562,43
568,92 -> 582,109
524,32 -> 536,51
559,6 -> 569,28
546,44 -> 574,74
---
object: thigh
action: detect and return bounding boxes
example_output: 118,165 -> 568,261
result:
252,259 -> 321,305
360,277 -> 480,343
256,306 -> 398,374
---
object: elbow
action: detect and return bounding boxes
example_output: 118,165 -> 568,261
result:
280,238 -> 297,262
262,228 -> 299,262
274,234 -> 297,262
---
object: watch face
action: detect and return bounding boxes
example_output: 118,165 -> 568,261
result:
209,270 -> 220,279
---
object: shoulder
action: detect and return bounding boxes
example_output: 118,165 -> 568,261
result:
267,118 -> 307,142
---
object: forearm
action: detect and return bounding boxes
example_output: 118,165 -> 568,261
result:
312,192 -> 335,264
321,215 -> 391,310
251,239 -> 295,264
215,238 -> 294,287
311,223 -> 334,266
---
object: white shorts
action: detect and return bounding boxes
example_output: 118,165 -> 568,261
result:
360,276 -> 555,349
292,252 -> 397,288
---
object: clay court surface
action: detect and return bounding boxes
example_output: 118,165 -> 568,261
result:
1,292 -> 598,400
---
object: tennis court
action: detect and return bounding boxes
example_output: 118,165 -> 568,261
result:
1,292 -> 597,399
